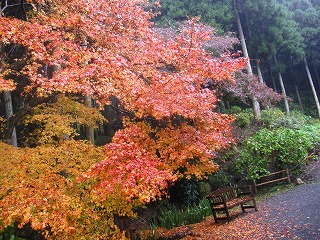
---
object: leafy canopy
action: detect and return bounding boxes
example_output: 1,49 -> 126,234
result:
0,0 -> 247,238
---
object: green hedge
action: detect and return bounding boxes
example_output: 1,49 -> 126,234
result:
236,124 -> 320,179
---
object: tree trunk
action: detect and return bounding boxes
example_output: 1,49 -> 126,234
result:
278,73 -> 290,116
234,0 -> 261,117
290,65 -> 303,111
84,95 -> 95,144
0,20 -> 17,146
256,60 -> 264,84
267,60 -> 277,92
257,60 -> 272,108
313,61 -> 320,89
273,55 -> 290,116
304,57 -> 320,118
294,85 -> 303,112
81,40 -> 95,144
3,91 -> 17,146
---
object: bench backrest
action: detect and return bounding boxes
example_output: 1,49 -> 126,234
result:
206,186 -> 238,204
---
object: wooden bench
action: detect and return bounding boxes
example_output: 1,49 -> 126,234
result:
252,168 -> 291,193
206,186 -> 258,223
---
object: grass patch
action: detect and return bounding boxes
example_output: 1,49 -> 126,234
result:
150,198 -> 212,230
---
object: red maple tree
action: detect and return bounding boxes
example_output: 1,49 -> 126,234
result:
0,0 -> 247,238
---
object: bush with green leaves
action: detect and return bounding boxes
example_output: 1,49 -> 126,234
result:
234,109 -> 255,128
228,106 -> 242,114
260,108 -> 317,129
281,111 -> 316,129
260,108 -> 286,128
0,224 -> 26,240
198,181 -> 211,198
168,178 -> 200,206
208,170 -> 231,191
236,124 -> 320,179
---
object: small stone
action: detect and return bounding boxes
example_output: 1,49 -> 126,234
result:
296,178 -> 304,185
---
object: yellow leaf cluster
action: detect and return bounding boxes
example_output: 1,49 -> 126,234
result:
22,95 -> 105,145
0,141 -> 126,239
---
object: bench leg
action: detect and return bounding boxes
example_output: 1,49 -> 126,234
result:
240,200 -> 258,212
253,199 -> 258,211
212,209 -> 232,223
212,210 -> 218,223
225,209 -> 231,222
240,204 -> 245,213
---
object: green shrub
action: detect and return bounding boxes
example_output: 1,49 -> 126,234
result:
198,182 -> 211,198
236,123 -> 320,179
261,108 -> 286,128
168,178 -> 200,206
228,106 -> 242,114
208,170 -> 231,190
281,110 -> 316,129
234,109 -> 255,128
0,224 -> 26,240
261,108 -> 318,129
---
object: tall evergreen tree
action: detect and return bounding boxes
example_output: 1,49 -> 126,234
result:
239,0 -> 305,115
156,0 -> 235,33
234,0 -> 261,116
280,0 -> 320,117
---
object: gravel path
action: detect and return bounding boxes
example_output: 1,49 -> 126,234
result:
249,160 -> 320,239
249,181 -> 320,239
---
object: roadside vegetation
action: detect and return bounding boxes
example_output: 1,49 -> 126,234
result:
127,107 -> 320,239
1,0 -> 320,239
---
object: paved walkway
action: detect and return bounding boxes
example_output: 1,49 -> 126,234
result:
248,182 -> 320,239
177,182 -> 320,239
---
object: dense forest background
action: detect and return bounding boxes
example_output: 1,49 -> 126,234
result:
1,0 -> 320,239
155,0 -> 320,117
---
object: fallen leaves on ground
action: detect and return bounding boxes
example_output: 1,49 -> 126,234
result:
147,205 -> 308,240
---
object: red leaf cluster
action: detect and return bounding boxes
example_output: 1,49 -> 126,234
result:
0,0 -> 248,238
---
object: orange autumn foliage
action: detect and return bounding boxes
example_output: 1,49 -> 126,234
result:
0,0 -> 246,238
0,141 -> 121,239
